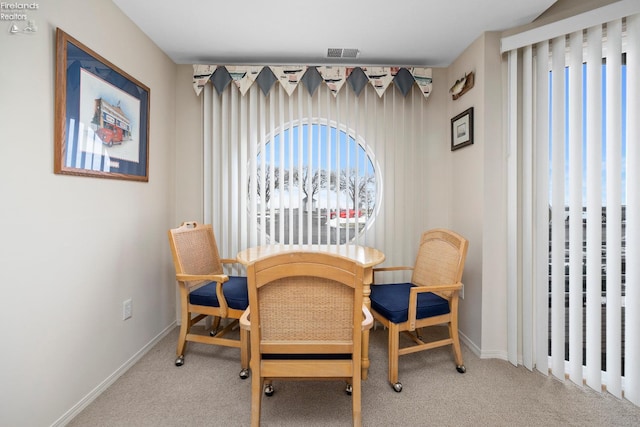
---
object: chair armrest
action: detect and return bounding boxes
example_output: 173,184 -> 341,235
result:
175,273 -> 230,315
407,282 -> 463,330
176,273 -> 229,284
239,308 -> 251,330
372,266 -> 413,273
361,305 -> 373,331
372,266 -> 413,284
412,283 -> 462,293
220,258 -> 240,265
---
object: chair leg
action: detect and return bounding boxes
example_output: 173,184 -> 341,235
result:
209,315 -> 221,335
251,375 -> 262,427
352,372 -> 362,427
175,311 -> 190,366
351,381 -> 362,427
388,323 -> 401,391
449,321 -> 465,373
239,327 -> 250,379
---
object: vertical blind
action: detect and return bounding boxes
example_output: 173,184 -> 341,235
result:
202,80 -> 436,282
503,3 -> 639,406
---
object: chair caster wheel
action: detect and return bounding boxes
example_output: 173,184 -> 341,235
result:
175,356 -> 184,366
456,365 -> 466,374
392,382 -> 403,392
264,385 -> 274,396
345,384 -> 353,395
239,369 -> 250,379
209,329 -> 218,337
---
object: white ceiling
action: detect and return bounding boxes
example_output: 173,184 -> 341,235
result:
112,0 -> 556,67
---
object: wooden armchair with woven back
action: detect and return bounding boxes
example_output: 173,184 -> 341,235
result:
240,251 -> 373,427
369,228 -> 469,392
167,221 -> 249,379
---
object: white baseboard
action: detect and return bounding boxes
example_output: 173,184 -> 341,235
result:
459,330 -> 509,361
51,322 -> 176,427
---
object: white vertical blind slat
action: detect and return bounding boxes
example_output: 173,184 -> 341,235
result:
241,88 -> 251,248
296,90 -> 304,244
278,89 -> 285,242
203,84 -> 213,225
506,49 -> 519,366
220,89 -> 231,252
249,86 -> 259,247
353,92 -> 360,247
287,89 -> 295,244
585,24 -> 603,392
568,30 -> 584,386
522,45 -> 534,370
335,94 -> 343,245
535,40 -> 551,375
550,35 -> 567,380
258,88 -> 267,246
268,93 -> 276,244
625,12 -> 640,406
306,92 -> 313,245
344,90 -> 352,246
324,90 -> 332,245
231,91 -> 238,251
605,18 -> 623,398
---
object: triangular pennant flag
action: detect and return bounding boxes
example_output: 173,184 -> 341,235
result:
347,67 -> 368,96
270,66 -> 307,96
363,67 -> 395,97
317,66 -> 349,97
226,66 -> 263,95
393,67 -> 415,97
256,68 -> 278,96
211,67 -> 232,94
193,64 -> 216,95
301,67 -> 322,96
410,67 -> 433,99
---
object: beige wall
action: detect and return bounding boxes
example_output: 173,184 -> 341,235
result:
174,64 -> 204,224
480,32 -> 510,358
447,38 -> 485,353
0,0 -> 177,425
446,32 -> 507,357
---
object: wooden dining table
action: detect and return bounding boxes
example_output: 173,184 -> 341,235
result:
236,243 -> 385,380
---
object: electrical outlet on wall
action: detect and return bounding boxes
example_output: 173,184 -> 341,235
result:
123,299 -> 132,320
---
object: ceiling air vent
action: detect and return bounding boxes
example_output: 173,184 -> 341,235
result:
327,48 -> 360,59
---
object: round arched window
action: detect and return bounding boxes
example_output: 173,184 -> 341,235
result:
250,121 -> 378,244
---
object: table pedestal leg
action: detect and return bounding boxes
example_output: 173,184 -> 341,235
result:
362,277 -> 372,380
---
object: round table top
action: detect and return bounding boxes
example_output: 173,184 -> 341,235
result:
237,244 -> 385,267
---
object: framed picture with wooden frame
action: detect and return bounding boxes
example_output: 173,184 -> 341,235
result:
54,28 -> 150,181
450,107 -> 473,151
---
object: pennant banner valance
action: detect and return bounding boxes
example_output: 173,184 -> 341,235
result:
192,65 -> 433,99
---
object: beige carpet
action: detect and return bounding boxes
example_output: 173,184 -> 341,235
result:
68,325 -> 640,426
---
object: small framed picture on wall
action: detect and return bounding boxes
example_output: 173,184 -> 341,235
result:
451,107 -> 474,151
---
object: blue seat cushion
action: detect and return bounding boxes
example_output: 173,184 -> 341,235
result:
370,283 -> 450,324
189,276 -> 248,310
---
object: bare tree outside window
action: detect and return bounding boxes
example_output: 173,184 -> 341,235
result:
249,165 -> 284,205
338,169 -> 376,215
293,166 -> 327,211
